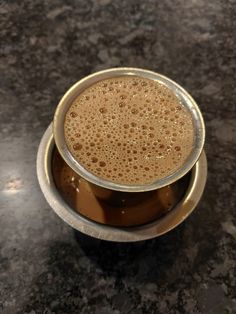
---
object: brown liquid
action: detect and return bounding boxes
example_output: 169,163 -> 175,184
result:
64,76 -> 194,185
52,148 -> 190,227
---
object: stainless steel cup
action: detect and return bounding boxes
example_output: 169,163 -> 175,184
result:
53,67 -> 205,193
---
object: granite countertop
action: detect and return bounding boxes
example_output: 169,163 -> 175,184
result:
1,0 -> 236,313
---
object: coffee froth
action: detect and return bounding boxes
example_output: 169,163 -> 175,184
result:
64,76 -> 194,185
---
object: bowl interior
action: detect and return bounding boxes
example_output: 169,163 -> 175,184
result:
52,146 -> 191,227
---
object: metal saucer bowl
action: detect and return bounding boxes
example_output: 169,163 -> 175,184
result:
37,124 -> 207,242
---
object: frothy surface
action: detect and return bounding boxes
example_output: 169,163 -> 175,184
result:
64,76 -> 194,185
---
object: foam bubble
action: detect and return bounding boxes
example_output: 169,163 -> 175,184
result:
64,75 -> 194,184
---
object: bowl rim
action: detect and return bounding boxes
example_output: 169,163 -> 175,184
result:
53,67 -> 205,192
37,124 -> 207,242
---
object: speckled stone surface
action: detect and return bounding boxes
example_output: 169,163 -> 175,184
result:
0,0 -> 236,313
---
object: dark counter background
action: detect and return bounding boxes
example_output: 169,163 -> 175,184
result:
0,1 -> 236,313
